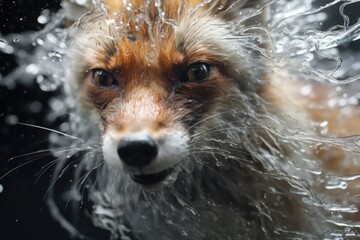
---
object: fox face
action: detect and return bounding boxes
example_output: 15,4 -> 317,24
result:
66,0 -> 262,190
58,0 -> 360,238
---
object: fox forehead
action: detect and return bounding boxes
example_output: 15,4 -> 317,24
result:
74,0 -> 237,73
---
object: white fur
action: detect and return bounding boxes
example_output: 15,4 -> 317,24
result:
102,129 -> 189,175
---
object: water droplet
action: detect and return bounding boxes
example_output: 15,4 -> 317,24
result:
60,122 -> 70,132
0,39 -> 7,49
5,115 -> 19,125
28,102 -> 42,114
13,38 -> 19,43
36,75 -> 61,91
37,15 -> 48,25
185,206 -> 197,216
325,179 -> 348,190
25,64 -> 40,75
0,41 -> 14,54
127,33 -> 137,41
144,200 -> 151,207
325,204 -> 358,213
126,3 -> 133,11
0,184 -> 3,194
105,19 -> 116,25
36,38 -> 45,46
76,0 -> 88,5
48,51 -> 63,62
300,84 -> 312,96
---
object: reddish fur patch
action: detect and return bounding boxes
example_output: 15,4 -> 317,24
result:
261,74 -> 360,176
85,74 -> 120,110
83,1 -> 231,131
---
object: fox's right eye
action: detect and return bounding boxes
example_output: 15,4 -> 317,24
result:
91,69 -> 117,88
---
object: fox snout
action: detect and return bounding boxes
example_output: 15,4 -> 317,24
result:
101,95 -> 190,188
103,128 -> 189,187
117,134 -> 158,168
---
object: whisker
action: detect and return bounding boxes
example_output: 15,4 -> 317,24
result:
189,146 -> 254,165
187,110 -> 235,131
66,161 -> 103,209
1,154 -> 50,181
35,147 -> 95,183
35,159 -> 61,183
64,112 -> 97,125
190,147 -> 251,157
18,122 -> 86,144
3,146 -> 85,182
191,124 -> 263,139
8,146 -> 78,162
8,149 -> 54,162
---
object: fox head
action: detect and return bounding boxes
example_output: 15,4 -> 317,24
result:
64,0 -> 267,189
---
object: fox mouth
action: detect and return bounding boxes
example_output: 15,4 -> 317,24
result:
131,167 -> 176,186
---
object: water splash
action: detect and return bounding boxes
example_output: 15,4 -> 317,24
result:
0,11 -> 67,90
2,0 -> 360,239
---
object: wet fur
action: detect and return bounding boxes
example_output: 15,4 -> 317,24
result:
60,0 -> 360,239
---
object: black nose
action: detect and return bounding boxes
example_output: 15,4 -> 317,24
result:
117,135 -> 158,168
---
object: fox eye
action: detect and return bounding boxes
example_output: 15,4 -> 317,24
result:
91,69 -> 117,88
186,62 -> 211,82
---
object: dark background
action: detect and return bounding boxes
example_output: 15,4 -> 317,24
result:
0,1 -> 360,240
0,1 -> 75,240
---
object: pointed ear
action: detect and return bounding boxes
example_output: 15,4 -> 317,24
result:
62,0 -> 93,25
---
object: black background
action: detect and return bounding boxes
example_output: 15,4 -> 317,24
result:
0,1 -> 74,240
0,1 -> 360,240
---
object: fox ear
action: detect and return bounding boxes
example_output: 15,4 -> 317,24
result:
62,0 -> 93,25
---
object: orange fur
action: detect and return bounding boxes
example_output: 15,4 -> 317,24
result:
262,72 -> 360,173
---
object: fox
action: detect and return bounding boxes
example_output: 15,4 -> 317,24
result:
48,0 -> 360,239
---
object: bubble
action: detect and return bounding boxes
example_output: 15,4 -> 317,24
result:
76,0 -> 88,5
48,51 -> 63,62
5,115 -> 19,125
29,101 -> 43,113
46,33 -> 59,44
49,98 -> 65,111
36,75 -> 58,91
60,122 -> 70,132
35,38 -> 45,46
0,39 -> 7,49
105,19 -> 116,25
325,179 -> 348,190
300,85 -> 313,96
37,15 -> 49,25
0,39 -> 14,54
25,64 -> 40,75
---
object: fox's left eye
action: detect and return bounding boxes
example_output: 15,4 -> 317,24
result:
186,62 -> 211,82
91,69 -> 117,88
